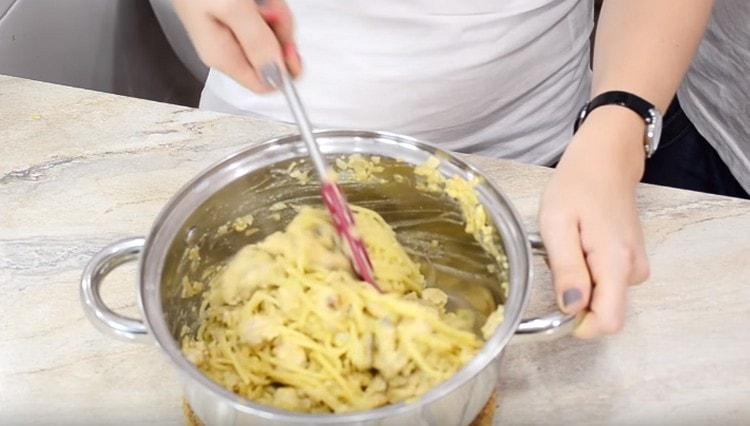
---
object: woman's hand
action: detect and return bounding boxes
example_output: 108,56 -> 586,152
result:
548,0 -> 712,338
539,107 -> 650,338
173,0 -> 301,93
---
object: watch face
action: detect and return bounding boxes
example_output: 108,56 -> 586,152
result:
645,108 -> 663,157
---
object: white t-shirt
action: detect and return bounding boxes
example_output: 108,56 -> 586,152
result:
201,0 -> 593,165
679,0 -> 750,193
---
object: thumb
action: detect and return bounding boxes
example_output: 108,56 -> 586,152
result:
539,215 -> 592,314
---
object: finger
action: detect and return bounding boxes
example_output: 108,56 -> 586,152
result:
628,248 -> 650,286
539,213 -> 592,315
213,0 -> 285,88
258,0 -> 302,77
282,43 -> 302,78
257,0 -> 294,44
194,17 -> 272,93
628,220 -> 650,286
574,247 -> 629,338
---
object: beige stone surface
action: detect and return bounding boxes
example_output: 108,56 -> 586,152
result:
1,75 -> 749,424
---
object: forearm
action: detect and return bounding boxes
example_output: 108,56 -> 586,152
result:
568,0 -> 715,182
592,0 -> 714,112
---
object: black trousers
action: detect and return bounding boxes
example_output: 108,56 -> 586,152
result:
642,97 -> 749,199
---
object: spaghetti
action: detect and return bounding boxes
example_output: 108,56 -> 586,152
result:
181,158 -> 505,414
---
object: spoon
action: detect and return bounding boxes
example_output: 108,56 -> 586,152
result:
261,63 -> 380,291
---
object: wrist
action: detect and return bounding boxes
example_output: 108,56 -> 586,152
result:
575,90 -> 663,159
565,106 -> 647,184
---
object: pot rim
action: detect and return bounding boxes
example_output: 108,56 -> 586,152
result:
139,129 -> 533,422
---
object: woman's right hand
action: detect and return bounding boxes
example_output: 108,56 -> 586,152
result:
173,0 -> 301,93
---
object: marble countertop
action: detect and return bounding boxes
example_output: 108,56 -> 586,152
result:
1,75 -> 749,425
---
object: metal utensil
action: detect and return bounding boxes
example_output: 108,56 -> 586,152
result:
261,64 -> 379,290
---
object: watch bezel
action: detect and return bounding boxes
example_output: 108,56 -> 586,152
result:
645,107 -> 662,158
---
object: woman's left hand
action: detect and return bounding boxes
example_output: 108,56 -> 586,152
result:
539,107 -> 650,338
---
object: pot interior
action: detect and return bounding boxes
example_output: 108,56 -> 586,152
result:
142,131 -> 531,418
162,154 -> 508,342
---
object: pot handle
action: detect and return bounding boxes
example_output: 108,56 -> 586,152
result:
80,237 -> 151,344
514,233 -> 580,340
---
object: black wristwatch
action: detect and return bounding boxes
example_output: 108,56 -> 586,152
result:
573,90 -> 663,158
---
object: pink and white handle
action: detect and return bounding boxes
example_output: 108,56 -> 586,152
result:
261,63 -> 380,291
321,182 -> 380,291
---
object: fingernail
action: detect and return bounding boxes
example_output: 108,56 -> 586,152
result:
283,43 -> 302,73
562,288 -> 582,308
262,12 -> 278,23
260,63 -> 282,88
283,43 -> 296,60
254,0 -> 267,6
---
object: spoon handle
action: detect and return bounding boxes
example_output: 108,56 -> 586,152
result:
261,63 -> 328,180
261,64 -> 380,290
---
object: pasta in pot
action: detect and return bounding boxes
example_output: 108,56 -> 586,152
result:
181,156 -> 505,414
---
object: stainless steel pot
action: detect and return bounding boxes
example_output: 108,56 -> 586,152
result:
80,130 -> 575,425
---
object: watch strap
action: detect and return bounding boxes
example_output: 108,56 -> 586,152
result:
574,90 -> 663,158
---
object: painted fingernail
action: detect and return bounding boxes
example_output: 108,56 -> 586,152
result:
260,63 -> 282,88
562,288 -> 582,308
283,43 -> 296,60
261,9 -> 279,22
